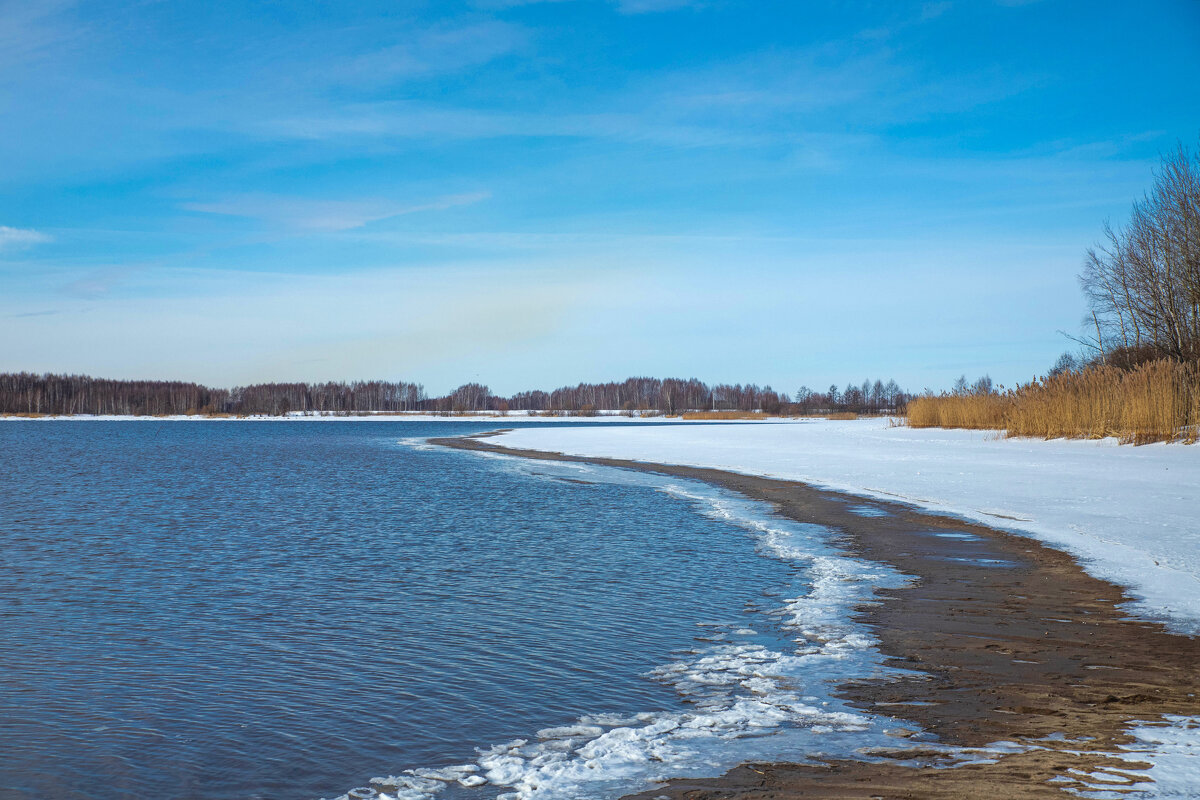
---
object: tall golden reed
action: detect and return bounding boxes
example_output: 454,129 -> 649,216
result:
905,394 -> 1010,430
906,360 -> 1199,444
680,410 -> 767,420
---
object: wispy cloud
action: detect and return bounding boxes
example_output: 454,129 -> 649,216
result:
250,42 -> 906,152
921,2 -> 953,20
60,267 -> 133,299
0,225 -> 51,250
615,0 -> 703,13
251,31 -> 1039,160
330,21 -> 527,84
255,101 -> 777,150
474,0 -> 703,12
182,192 -> 491,232
0,0 -> 77,74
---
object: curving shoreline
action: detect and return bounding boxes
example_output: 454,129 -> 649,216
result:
433,431 -> 1200,798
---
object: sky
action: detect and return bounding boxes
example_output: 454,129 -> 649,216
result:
1,0 -> 1198,395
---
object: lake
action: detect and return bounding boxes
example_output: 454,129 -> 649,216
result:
0,421 -> 905,800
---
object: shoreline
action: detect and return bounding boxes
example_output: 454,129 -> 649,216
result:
433,432 -> 1200,798
0,413 -> 677,422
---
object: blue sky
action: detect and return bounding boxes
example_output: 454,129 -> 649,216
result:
2,0 -> 1198,394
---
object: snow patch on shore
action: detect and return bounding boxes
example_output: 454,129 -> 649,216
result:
1093,716 -> 1200,799
485,419 -> 1200,637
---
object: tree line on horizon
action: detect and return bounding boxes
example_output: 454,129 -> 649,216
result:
0,372 -> 910,417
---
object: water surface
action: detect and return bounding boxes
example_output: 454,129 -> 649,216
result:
0,421 -> 902,800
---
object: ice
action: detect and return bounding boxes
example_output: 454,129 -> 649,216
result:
536,725 -> 604,740
336,453 -> 916,800
464,421 -> 1200,798
485,419 -> 1200,636
366,430 -> 1200,800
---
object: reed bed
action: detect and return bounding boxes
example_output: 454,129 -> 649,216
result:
905,394 -> 1010,431
680,410 -> 767,420
678,410 -> 865,420
906,360 -> 1200,444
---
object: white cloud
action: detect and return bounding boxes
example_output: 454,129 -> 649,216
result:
0,225 -> 50,250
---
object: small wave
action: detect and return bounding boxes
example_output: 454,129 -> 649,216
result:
336,449 -> 918,800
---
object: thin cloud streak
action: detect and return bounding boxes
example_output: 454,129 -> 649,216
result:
59,267 -> 135,299
0,0 -> 77,74
182,192 -> 491,232
0,225 -> 51,249
472,0 -> 703,12
329,20 -> 528,84
2,0 -> 1197,391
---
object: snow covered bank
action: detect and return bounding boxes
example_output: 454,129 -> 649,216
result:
488,419 -> 1200,636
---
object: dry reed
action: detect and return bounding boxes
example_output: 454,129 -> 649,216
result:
680,410 -> 767,420
906,359 -> 1200,444
905,394 -> 1010,431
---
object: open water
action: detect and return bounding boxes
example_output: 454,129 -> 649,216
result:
0,421 -> 908,800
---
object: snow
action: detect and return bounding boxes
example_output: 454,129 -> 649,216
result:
1107,715 -> 1200,799
486,418 -> 1200,637
474,420 -> 1200,797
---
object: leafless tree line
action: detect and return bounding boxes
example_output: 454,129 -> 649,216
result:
0,374 -> 426,416
498,377 -> 907,414
0,373 -> 909,416
0,373 -> 224,416
505,378 -> 742,414
793,378 -> 909,413
1081,139 -> 1200,365
229,381 -> 427,415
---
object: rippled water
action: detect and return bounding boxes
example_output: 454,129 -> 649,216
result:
0,421 -> 906,800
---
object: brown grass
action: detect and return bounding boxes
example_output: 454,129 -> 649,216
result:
906,359 -> 1200,444
906,394 -> 1010,431
678,410 -> 865,421
680,410 -> 767,420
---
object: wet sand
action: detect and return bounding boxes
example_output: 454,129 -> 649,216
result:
432,432 -> 1200,799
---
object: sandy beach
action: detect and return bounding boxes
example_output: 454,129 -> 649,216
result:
435,432 -> 1200,798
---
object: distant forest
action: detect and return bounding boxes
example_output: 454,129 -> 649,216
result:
0,373 -> 910,417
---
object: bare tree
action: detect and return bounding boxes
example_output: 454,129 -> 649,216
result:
1048,352 -> 1079,377
1081,139 -> 1200,364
